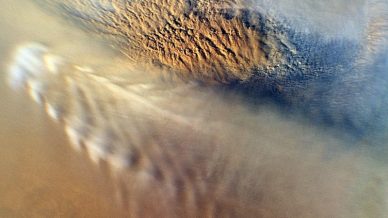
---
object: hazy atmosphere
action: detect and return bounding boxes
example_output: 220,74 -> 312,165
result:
1,0 -> 388,217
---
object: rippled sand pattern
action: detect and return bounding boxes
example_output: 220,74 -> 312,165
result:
2,0 -> 388,217
38,0 -> 288,83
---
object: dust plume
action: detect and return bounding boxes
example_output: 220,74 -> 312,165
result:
6,41 -> 388,217
2,0 -> 388,217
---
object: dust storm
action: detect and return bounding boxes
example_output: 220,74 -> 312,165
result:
1,0 -> 388,217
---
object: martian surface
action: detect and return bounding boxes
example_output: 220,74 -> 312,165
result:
1,0 -> 388,217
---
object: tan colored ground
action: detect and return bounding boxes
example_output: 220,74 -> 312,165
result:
0,75 -> 127,217
2,0 -> 388,217
44,0 -> 284,83
0,0 -> 127,217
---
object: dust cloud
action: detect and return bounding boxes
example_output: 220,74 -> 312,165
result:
1,0 -> 388,217
0,0 -> 126,217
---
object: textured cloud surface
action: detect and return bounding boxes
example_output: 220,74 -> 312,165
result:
4,0 -> 388,217
35,0 -> 388,134
36,0 -> 293,83
8,42 -> 388,217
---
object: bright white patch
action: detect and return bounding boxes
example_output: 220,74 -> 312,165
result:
65,125 -> 83,151
84,136 -> 109,164
45,103 -> 60,121
74,65 -> 94,73
27,79 -> 46,104
44,54 -> 64,75
107,154 -> 129,171
8,64 -> 27,89
7,43 -> 66,92
11,43 -> 47,75
28,87 -> 42,104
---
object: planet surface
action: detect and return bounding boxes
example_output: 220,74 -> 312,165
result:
1,0 -> 388,217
